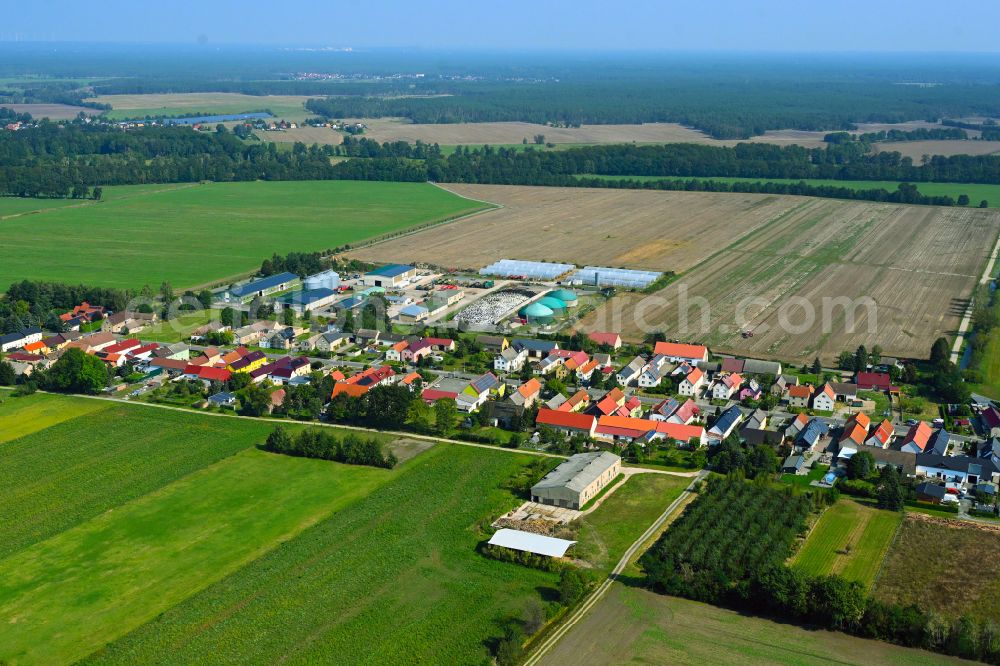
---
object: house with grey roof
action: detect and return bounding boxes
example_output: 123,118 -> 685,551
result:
530,451 -> 622,510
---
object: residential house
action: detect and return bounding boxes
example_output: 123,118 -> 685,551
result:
476,335 -> 509,353
495,345 -> 529,373
706,405 -> 743,444
591,388 -> 627,417
265,327 -> 298,350
353,329 -> 381,347
402,339 -> 434,363
831,382 -> 859,402
782,455 -> 806,474
513,338 -> 559,359
900,421 -> 932,454
648,420 -> 706,447
711,373 -> 743,400
65,331 -> 116,354
649,398 -> 699,425
785,412 -> 810,439
385,340 -> 410,362
916,454 -> 998,485
797,418 -> 830,451
786,384 -> 814,408
576,359 -> 600,383
208,391 -> 237,407
771,374 -> 798,396
315,330 -> 350,353
678,367 -> 706,397
914,482 -> 948,504
927,429 -> 951,456
856,372 -> 899,394
743,408 -> 768,431
0,327 -> 43,353
557,389 -> 591,413
738,379 -> 762,401
509,378 -> 542,408
653,341 -> 709,364
981,438 -> 1000,467
616,356 -> 646,386
457,372 -> 502,412
865,419 -> 895,448
812,383 -> 836,412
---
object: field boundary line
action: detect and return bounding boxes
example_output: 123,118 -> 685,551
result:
523,470 -> 708,666
950,223 -> 1000,363
0,183 -> 202,222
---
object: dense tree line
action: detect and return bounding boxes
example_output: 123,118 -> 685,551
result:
0,280 -> 137,335
826,128 -> 968,143
641,476 -> 1000,663
262,426 -> 397,469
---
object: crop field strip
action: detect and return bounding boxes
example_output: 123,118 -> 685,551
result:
537,584 -> 965,666
84,93 -> 314,121
0,180 -> 488,291
0,400 -> 282,558
0,448 -> 399,665
791,500 -> 902,588
874,515 -> 1000,621
0,391 -> 110,444
82,445 -> 559,665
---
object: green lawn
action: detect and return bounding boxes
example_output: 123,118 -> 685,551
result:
0,448 -> 398,665
0,392 -> 109,444
0,180 -> 488,291
580,174 -> 1000,207
0,402 -> 285,558
970,322 -> 1000,400
82,445 -> 558,665
780,463 -> 829,487
792,500 -> 902,589
573,472 -> 689,573
0,196 -> 78,218
139,309 -> 221,342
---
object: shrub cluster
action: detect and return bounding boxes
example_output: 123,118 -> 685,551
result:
263,426 -> 396,469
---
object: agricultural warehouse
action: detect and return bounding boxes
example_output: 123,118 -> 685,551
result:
487,529 -> 576,558
274,288 -> 339,313
225,272 -> 300,303
362,264 -> 416,288
531,451 -> 621,510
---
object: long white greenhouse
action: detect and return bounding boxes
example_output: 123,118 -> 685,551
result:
571,266 -> 663,288
479,259 -> 575,280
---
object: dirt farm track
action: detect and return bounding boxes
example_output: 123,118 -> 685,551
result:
351,185 -> 1000,363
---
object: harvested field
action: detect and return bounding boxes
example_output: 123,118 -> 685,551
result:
0,103 -> 102,119
874,139 -> 1000,159
349,184 -> 804,272
86,93 -> 312,121
579,196 -> 1000,362
344,118 -> 716,146
874,514 -> 1000,621
538,583 -> 965,666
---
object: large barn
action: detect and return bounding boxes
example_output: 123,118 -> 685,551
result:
530,451 -> 621,510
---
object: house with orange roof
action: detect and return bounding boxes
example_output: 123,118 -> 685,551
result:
678,367 -> 705,397
399,372 -> 422,389
840,419 -> 869,448
813,383 -> 836,412
595,415 -> 655,442
650,420 -> 707,447
900,421 -> 932,454
385,339 -> 410,362
592,387 -> 627,416
421,388 -> 459,404
785,412 -> 810,438
23,340 -> 48,354
786,384 -> 814,409
332,382 -> 370,399
653,341 -> 708,364
557,389 -> 591,413
509,378 -> 542,408
576,359 -> 600,383
64,331 -> 116,354
865,419 -> 895,449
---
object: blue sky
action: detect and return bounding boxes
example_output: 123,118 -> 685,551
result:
2,0 -> 998,51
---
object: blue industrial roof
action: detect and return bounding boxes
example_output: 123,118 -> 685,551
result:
400,304 -> 429,317
367,264 -> 414,278
230,272 -> 299,297
337,295 -> 367,309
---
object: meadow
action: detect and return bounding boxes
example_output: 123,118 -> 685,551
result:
0,448 -> 396,665
85,93 -> 314,121
538,584 -> 965,666
874,515 -> 1000,621
82,445 -> 558,665
792,500 -> 902,589
0,391 -> 109,444
0,180 -> 487,291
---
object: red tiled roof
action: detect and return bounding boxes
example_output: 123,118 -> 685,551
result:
654,341 -> 708,360
788,384 -> 813,399
333,383 -> 369,399
421,388 -> 458,402
536,409 -> 596,431
197,366 -> 232,382
654,420 -> 706,443
902,421 -> 932,451
588,332 -> 621,347
683,367 -> 704,385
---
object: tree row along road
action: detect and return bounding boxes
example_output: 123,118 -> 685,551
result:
0,387 -> 700,476
523,469 -> 709,666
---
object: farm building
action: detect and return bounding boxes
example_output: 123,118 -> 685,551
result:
487,529 -> 576,558
274,288 -> 339,313
530,451 -> 621,510
303,269 -> 340,291
226,272 -> 300,303
535,409 -> 597,437
653,341 -> 709,364
362,264 -> 417,288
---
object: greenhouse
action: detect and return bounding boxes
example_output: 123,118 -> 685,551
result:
571,266 -> 663,289
479,259 -> 575,280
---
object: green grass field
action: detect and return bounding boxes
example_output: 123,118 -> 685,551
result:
580,174 -> 1000,207
87,93 -> 313,122
0,392 -> 109,444
0,196 -> 78,218
792,500 -> 902,589
82,445 -> 558,665
139,309 -> 221,342
0,448 -> 397,665
538,583 -> 963,665
0,180 -> 487,291
573,473 -> 689,573
0,401 -> 283,558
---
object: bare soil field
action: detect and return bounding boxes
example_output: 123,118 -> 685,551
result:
349,119 -> 717,146
875,139 -> 1000,159
1,103 -> 102,119
579,197 -> 999,362
537,583 -> 966,665
348,184 -> 804,272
